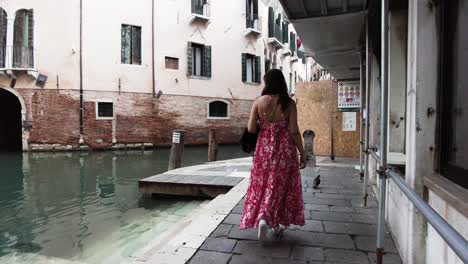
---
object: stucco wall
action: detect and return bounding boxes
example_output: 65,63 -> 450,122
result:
296,81 -> 360,158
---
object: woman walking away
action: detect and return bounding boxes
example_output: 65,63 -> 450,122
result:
240,69 -> 306,240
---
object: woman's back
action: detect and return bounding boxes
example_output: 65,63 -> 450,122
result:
256,95 -> 290,123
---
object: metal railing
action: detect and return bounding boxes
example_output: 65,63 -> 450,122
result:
269,23 -> 283,42
361,1 -> 468,262
246,14 -> 262,31
192,2 -> 210,17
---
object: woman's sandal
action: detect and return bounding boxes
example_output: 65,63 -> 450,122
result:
272,225 -> 285,240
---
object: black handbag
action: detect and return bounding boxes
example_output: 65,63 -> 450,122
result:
240,123 -> 260,154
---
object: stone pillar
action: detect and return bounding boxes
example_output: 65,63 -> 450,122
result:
5,17 -> 14,70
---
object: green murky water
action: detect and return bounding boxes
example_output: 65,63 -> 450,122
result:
0,146 -> 248,263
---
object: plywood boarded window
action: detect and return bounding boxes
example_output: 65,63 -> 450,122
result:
165,57 -> 179,70
121,24 -> 141,65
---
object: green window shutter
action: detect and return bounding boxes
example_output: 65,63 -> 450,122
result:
204,45 -> 211,78
27,10 -> 34,48
121,25 -> 131,64
255,56 -> 261,83
187,42 -> 193,76
282,22 -> 288,44
253,0 -> 258,16
268,7 -> 274,37
290,32 -> 295,52
132,26 -> 142,65
191,0 -> 197,13
245,0 -> 249,27
265,59 -> 271,72
241,53 -> 247,82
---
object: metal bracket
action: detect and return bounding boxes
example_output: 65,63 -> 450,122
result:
376,166 -> 388,178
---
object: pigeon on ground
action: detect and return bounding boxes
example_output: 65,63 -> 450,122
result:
312,175 -> 321,189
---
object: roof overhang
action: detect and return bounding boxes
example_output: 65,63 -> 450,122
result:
280,0 -> 367,80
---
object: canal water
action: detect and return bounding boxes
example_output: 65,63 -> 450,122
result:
0,146 -> 249,263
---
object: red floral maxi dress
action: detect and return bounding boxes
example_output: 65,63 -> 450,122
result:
239,117 -> 305,230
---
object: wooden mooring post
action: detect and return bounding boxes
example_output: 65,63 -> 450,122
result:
168,130 -> 184,170
208,129 -> 218,162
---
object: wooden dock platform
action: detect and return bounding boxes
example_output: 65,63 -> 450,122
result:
139,173 -> 244,198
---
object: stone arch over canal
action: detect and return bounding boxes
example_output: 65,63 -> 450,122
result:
0,86 -> 28,151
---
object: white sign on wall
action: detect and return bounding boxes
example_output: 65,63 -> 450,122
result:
338,81 -> 361,111
342,112 -> 357,132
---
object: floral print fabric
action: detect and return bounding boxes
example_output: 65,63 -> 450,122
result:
240,119 -> 305,229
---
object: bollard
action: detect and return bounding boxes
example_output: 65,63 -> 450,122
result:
208,129 -> 218,162
303,130 -> 316,167
168,130 -> 184,170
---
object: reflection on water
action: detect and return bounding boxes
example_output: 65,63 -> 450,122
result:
0,145 -> 248,263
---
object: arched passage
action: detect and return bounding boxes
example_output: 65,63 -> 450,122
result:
0,89 -> 22,151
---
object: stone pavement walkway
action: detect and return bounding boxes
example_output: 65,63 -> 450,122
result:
188,162 -> 403,264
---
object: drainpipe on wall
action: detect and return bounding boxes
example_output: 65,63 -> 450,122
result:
151,0 -> 156,98
79,0 -> 84,144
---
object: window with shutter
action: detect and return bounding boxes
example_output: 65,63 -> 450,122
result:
13,9 -> 34,68
265,59 -> 271,72
189,43 -> 210,78
268,7 -> 274,37
121,24 -> 141,65
282,22 -> 288,44
243,54 -> 259,84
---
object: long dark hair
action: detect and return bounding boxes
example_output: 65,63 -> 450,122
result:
261,69 -> 292,112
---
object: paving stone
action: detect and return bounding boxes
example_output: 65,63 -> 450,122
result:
303,210 -> 311,219
354,236 -> 398,253
354,207 -> 378,215
223,213 -> 242,225
351,213 -> 377,224
232,204 -> 244,214
211,224 -> 233,238
228,225 -> 258,240
283,230 -> 354,249
291,246 -> 324,261
368,252 -> 403,264
233,240 -> 291,258
291,220 -> 324,233
310,211 -> 353,222
314,193 -> 360,200
305,204 -> 330,211
329,205 -> 355,213
302,196 -> 352,206
324,221 -> 377,236
324,249 -> 370,264
200,237 -> 237,253
228,255 -> 310,264
189,250 -> 231,264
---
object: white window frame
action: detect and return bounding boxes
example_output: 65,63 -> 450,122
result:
207,99 -> 230,120
94,99 -> 114,120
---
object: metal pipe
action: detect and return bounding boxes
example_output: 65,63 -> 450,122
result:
376,0 -> 389,262
359,51 -> 364,180
151,0 -> 156,98
387,169 -> 468,262
79,0 -> 84,138
363,16 -> 372,206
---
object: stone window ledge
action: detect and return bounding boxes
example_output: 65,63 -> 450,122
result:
424,173 -> 468,218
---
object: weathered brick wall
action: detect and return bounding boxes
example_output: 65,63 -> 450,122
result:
296,81 -> 360,158
16,89 -> 252,150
